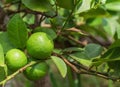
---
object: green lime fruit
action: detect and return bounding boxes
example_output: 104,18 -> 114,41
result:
26,32 -> 54,59
24,62 -> 49,81
5,49 -> 27,71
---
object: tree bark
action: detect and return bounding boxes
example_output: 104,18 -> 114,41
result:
34,74 -> 51,87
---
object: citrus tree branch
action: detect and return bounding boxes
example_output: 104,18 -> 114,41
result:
0,61 -> 37,86
53,52 -> 120,82
6,9 -> 57,18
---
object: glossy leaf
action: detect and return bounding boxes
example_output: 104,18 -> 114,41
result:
51,56 -> 67,78
7,14 -> 28,49
85,43 -> 103,58
0,32 -> 14,53
22,0 -> 53,12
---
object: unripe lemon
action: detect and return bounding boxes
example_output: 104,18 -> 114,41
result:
26,32 -> 54,59
24,62 -> 49,80
5,49 -> 27,71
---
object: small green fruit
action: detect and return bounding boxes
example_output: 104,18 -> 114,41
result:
24,62 -> 49,80
5,49 -> 27,71
26,32 -> 54,59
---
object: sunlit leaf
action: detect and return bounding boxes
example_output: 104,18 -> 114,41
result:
51,56 -> 67,78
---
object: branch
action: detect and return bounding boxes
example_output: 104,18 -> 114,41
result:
53,52 -> 120,82
0,61 -> 37,86
62,34 -> 86,46
7,9 -> 57,18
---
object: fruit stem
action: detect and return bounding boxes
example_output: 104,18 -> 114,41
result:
0,61 -> 37,86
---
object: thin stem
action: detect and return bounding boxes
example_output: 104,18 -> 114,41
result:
60,0 -> 81,31
0,61 -> 37,86
66,35 -> 86,46
61,9 -> 74,31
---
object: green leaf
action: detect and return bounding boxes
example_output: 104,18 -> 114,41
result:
56,0 -> 75,10
79,8 -> 109,19
5,0 -> 19,3
109,39 -> 120,49
0,32 -> 15,53
0,65 -> 6,81
62,47 -> 84,53
106,0 -> 120,3
85,43 -> 103,58
0,44 -> 4,65
53,49 -> 62,54
77,0 -> 92,13
0,66 -> 6,81
70,52 -> 92,67
23,14 -> 35,24
22,0 -> 53,12
103,18 -> 117,37
105,2 -> 120,11
116,23 -> 120,39
92,47 -> 120,66
34,27 -> 57,40
51,56 -> 67,78
7,14 -> 28,49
